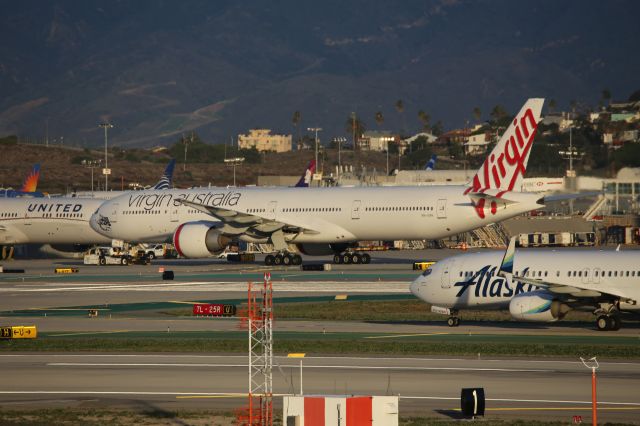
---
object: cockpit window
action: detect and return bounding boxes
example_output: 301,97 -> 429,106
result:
421,268 -> 433,277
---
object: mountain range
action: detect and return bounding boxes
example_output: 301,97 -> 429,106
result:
1,0 -> 638,148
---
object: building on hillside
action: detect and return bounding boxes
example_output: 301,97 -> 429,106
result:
541,112 -> 575,131
437,128 -> 470,145
359,131 -> 400,152
237,129 -> 292,153
464,132 -> 492,156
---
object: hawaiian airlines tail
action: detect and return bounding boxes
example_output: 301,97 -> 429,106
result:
19,164 -> 40,192
465,98 -> 544,194
294,160 -> 316,187
152,159 -> 176,190
424,155 -> 437,171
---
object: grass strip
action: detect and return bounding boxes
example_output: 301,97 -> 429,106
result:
2,337 -> 639,358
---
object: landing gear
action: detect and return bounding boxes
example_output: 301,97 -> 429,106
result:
333,251 -> 371,264
447,317 -> 460,327
596,314 -> 621,331
264,252 -> 302,266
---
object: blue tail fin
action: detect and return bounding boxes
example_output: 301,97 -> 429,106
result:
424,155 -> 437,171
294,160 -> 316,187
153,159 -> 176,190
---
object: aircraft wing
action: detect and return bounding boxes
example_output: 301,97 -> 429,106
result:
178,199 -> 325,236
497,237 -> 637,304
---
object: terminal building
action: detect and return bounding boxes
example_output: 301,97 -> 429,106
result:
238,129 -> 292,153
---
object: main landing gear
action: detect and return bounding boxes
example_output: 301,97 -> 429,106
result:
332,251 -> 371,264
264,252 -> 302,266
596,314 -> 621,331
447,316 -> 461,327
595,303 -> 622,331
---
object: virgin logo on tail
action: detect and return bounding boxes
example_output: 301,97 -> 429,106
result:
465,98 -> 544,196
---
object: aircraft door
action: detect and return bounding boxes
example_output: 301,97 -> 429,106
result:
170,204 -> 179,222
441,260 -> 455,289
437,199 -> 447,219
351,200 -> 361,219
266,201 -> 277,220
110,203 -> 118,223
593,268 -> 601,284
582,268 -> 590,284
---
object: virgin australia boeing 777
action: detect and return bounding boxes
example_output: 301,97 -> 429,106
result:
90,98 -> 546,265
411,237 -> 640,331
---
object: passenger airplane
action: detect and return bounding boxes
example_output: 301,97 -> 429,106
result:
0,160 -> 177,259
0,164 -> 44,198
411,237 -> 640,331
91,99 -> 548,266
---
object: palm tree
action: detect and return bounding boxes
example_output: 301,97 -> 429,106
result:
473,107 -> 482,122
346,114 -> 366,150
375,111 -> 384,127
548,99 -> 557,114
418,110 -> 430,132
292,110 -> 301,148
395,99 -> 406,133
602,89 -> 612,107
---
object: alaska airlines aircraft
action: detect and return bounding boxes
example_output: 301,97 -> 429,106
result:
90,99 -> 547,265
411,237 -> 640,331
0,164 -> 44,198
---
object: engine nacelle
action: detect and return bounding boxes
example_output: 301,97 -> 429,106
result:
173,222 -> 231,258
509,290 -> 570,322
295,243 -> 353,256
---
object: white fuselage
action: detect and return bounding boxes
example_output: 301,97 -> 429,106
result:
0,198 -> 111,245
411,249 -> 640,312
90,185 -> 542,244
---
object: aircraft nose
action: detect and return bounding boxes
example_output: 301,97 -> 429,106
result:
89,207 -> 111,236
410,277 -> 421,297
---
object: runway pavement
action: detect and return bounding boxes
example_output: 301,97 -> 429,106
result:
0,353 -> 639,423
2,250 -> 640,422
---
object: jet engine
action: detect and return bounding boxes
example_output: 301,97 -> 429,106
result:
173,222 -> 231,258
295,243 -> 353,256
509,290 -> 571,322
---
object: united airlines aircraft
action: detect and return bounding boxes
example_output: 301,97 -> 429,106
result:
411,238 -> 640,331
90,99 -> 547,265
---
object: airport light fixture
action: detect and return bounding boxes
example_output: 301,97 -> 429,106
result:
333,137 -> 347,179
224,157 -> 245,187
307,127 -> 322,182
81,159 -> 102,193
382,136 -> 395,175
580,356 -> 599,426
99,123 -> 114,191
287,353 -> 306,395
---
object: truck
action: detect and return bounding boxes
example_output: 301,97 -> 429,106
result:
83,247 -> 131,266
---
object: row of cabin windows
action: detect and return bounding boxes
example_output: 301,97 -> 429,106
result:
25,213 -> 84,219
282,207 -> 342,213
460,269 -> 640,278
1,213 -> 18,218
365,206 -> 433,212
124,210 -> 163,215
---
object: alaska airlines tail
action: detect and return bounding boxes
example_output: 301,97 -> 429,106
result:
152,159 -> 176,190
20,164 -> 40,192
294,160 -> 316,187
424,155 -> 437,171
465,98 -> 544,194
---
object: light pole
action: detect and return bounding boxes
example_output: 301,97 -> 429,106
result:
82,159 -> 102,193
334,137 -> 346,180
224,157 -> 245,187
307,127 -> 322,184
288,353 -> 306,395
99,123 -> 113,191
580,357 -> 599,426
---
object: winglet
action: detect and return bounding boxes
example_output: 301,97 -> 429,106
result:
152,159 -> 176,190
425,154 -> 437,171
498,236 -> 517,277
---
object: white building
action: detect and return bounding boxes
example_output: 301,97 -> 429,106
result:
238,129 -> 292,153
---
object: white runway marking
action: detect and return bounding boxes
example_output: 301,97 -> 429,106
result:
0,391 -> 637,406
47,362 -> 551,373
0,280 -> 410,293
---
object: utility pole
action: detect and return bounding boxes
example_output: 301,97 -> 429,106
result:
99,123 -> 113,191
307,127 -> 322,185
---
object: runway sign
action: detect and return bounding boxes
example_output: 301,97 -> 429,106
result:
192,304 -> 236,317
0,325 -> 37,339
